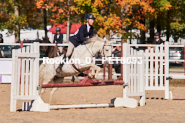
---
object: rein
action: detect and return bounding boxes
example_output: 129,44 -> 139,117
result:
85,42 -> 96,57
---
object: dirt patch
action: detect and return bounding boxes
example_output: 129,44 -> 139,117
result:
1,83 -> 185,123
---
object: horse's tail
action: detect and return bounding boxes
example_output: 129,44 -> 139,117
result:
39,63 -> 46,85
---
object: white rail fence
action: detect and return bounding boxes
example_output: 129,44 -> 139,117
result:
1,42 -> 179,99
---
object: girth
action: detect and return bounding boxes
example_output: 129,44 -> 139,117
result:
71,64 -> 81,73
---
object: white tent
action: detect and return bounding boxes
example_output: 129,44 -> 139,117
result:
0,29 -> 54,43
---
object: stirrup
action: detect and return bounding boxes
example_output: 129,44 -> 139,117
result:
56,54 -> 67,73
56,64 -> 62,73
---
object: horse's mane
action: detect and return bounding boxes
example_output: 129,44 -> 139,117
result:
84,36 -> 106,44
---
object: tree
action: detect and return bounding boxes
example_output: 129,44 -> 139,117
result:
165,0 -> 185,42
150,0 -> 171,42
71,0 -> 157,43
0,0 -> 43,42
36,0 -> 78,23
36,0 -> 80,41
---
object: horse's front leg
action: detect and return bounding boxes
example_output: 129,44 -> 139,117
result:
88,65 -> 95,79
94,65 -> 101,79
88,64 -> 101,79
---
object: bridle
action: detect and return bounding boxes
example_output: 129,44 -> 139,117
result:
101,44 -> 112,57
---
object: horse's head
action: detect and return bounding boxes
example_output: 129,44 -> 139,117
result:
100,41 -> 112,57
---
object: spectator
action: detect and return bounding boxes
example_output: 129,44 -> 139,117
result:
152,32 -> 164,44
0,34 -> 3,43
112,46 -> 121,77
53,27 -> 64,55
0,34 -> 4,58
53,27 -> 63,44
152,32 -> 164,83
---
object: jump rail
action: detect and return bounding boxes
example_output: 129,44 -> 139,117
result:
39,81 -> 125,88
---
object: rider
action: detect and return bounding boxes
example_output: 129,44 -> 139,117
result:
0,34 -> 3,43
56,13 -> 95,73
152,32 -> 164,44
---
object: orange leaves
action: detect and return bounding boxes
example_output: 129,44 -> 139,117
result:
135,22 -> 147,31
92,0 -> 104,8
94,0 -> 157,36
117,0 -> 127,8
58,8 -> 64,13
97,28 -> 106,36
35,0 -> 72,24
36,0 -> 45,9
35,0 -> 170,38
96,14 -> 122,36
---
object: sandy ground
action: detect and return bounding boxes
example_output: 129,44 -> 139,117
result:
1,84 -> 185,123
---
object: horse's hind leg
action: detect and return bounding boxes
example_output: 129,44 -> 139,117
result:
94,65 -> 101,79
49,88 -> 58,104
49,77 -> 64,104
40,70 -> 55,99
40,88 -> 46,97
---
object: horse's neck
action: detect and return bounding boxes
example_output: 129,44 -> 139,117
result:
46,46 -> 59,58
86,42 -> 102,55
73,44 -> 92,59
72,42 -> 101,61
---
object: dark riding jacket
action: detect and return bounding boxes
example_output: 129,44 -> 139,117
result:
152,38 -> 164,44
0,39 -> 3,43
69,24 -> 94,47
53,33 -> 63,44
0,39 -> 3,49
112,49 -> 121,74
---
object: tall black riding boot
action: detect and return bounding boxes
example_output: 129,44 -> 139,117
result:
56,54 -> 67,73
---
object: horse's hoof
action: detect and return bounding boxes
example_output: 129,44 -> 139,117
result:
88,74 -> 93,79
71,76 -> 75,82
88,74 -> 95,79
88,76 -> 92,79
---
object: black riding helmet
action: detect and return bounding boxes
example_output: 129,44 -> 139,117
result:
155,32 -> 160,36
56,27 -> 61,32
84,14 -> 95,20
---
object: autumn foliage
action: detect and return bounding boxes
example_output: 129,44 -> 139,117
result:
0,0 -> 175,41
36,0 -> 172,38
